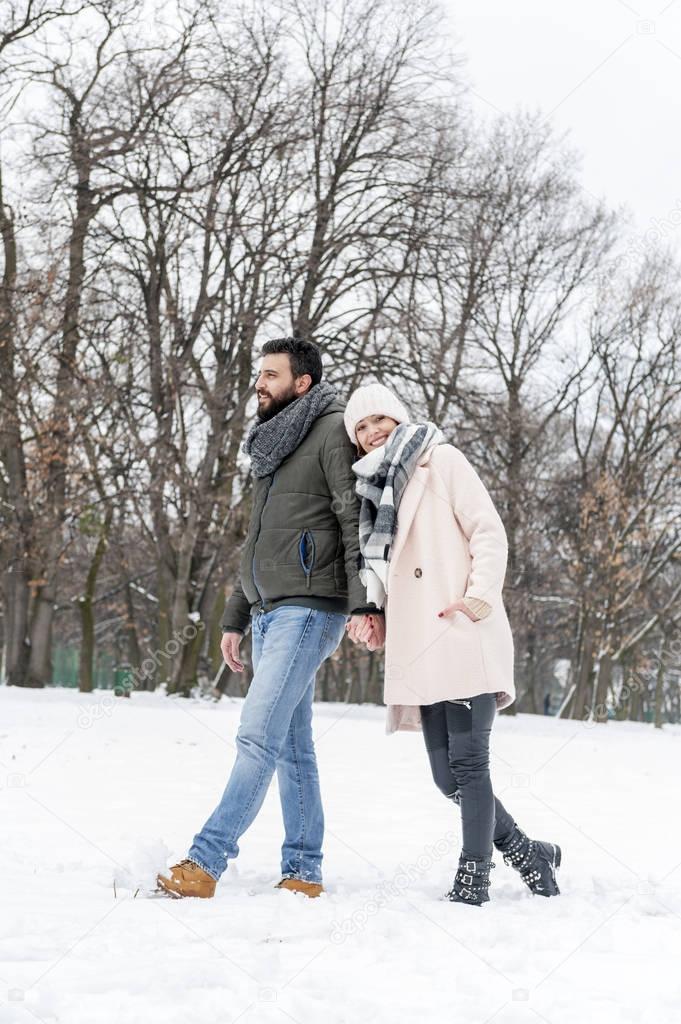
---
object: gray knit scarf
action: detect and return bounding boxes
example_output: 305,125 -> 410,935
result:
244,380 -> 338,478
351,421 -> 444,607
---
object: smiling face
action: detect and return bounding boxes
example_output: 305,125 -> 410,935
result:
355,413 -> 400,454
254,353 -> 312,422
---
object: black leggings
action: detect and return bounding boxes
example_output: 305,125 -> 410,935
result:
420,694 -> 516,860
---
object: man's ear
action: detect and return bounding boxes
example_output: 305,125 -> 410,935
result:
296,373 -> 313,395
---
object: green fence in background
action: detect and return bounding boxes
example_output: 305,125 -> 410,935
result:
51,646 -> 117,689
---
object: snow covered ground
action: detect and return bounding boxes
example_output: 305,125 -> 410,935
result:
1,685 -> 679,1024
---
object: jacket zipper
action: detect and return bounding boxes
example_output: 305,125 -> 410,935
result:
299,528 -> 315,589
252,470 -> 276,611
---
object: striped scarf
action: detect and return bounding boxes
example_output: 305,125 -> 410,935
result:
351,421 -> 444,609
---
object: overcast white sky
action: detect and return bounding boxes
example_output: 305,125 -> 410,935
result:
445,0 -> 681,246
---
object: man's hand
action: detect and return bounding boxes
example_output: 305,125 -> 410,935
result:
221,631 -> 245,672
346,613 -> 386,651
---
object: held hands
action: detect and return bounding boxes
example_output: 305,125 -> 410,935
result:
222,602 -> 477,669
222,614 -> 387,671
345,613 -> 386,652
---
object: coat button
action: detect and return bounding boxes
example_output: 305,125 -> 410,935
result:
414,567 -> 422,578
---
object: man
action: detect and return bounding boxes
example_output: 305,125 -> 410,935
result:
157,337 -> 385,899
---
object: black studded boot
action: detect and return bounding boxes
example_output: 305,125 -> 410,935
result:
495,825 -> 561,896
445,854 -> 495,907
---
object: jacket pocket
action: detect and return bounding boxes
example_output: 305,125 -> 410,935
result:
298,529 -> 316,589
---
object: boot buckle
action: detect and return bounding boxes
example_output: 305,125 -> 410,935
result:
465,860 -> 477,871
461,873 -> 473,886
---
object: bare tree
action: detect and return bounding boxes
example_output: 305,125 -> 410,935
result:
560,256 -> 681,721
12,1 -> 204,685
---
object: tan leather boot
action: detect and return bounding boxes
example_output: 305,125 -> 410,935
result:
157,859 -> 217,898
275,878 -> 324,898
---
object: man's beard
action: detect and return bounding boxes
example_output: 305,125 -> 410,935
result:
256,387 -> 300,423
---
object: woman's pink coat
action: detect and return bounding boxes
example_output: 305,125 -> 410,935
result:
384,443 -> 515,727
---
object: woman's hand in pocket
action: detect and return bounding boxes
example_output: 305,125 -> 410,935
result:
437,598 -> 480,622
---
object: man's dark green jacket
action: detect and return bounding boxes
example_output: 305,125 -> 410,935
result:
221,399 -> 379,634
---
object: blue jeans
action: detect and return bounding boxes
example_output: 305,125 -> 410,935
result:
189,605 -> 347,883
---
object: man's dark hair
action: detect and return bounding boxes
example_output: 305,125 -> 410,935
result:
261,336 -> 323,387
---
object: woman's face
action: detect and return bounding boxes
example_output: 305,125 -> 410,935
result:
355,414 -> 400,455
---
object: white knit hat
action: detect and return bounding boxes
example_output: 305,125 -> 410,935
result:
343,383 -> 411,445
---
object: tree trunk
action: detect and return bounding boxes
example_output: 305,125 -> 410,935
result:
156,561 -> 173,688
569,613 -> 595,720
629,678 -> 643,722
27,151 -> 95,686
654,632 -> 669,729
208,584 -> 225,678
593,651 -> 612,724
0,159 -> 34,687
122,580 -> 145,686
78,508 -> 113,693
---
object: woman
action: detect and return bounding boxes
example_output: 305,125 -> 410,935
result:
343,383 -> 562,907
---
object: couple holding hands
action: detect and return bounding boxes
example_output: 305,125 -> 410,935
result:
157,337 -> 561,907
